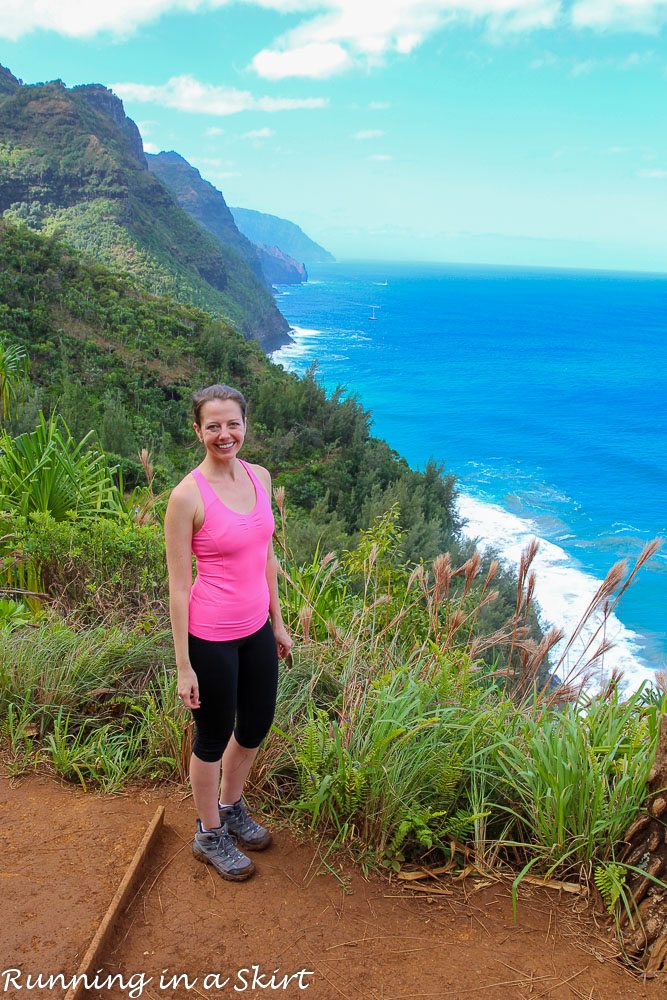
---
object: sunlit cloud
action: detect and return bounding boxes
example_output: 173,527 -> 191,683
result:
370,153 -> 393,161
251,1 -> 562,79
143,141 -> 160,153
252,42 -> 352,79
241,127 -> 275,138
0,0 -> 222,40
637,167 -> 667,178
6,0 -> 667,82
369,101 -> 391,110
354,129 -> 384,139
205,126 -> 225,136
110,75 -> 327,115
571,0 -> 667,31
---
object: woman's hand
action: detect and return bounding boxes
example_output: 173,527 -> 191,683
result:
177,665 -> 200,709
271,620 -> 293,661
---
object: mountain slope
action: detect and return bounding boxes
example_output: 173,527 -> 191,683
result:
230,207 -> 334,264
148,151 -> 307,286
0,76 -> 290,349
146,151 -> 266,283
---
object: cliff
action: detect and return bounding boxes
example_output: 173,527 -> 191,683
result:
0,64 -> 21,96
255,243 -> 307,285
0,73 -> 290,349
147,151 -> 307,287
146,151 -> 265,282
230,207 -> 334,265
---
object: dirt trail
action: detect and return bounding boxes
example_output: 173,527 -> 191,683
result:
1,775 -> 662,1000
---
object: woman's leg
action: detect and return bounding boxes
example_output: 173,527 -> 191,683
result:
219,736 -> 260,806
188,633 -> 238,829
220,619 -> 279,803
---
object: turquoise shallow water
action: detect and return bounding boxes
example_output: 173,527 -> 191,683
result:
271,260 -> 667,691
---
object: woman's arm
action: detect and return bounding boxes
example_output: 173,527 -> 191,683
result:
255,465 -> 292,660
164,481 -> 200,707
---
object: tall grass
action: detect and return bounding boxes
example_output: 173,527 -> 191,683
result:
261,497 -> 664,882
0,500 -> 662,895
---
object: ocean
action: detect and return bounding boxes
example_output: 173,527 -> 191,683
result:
270,260 -> 667,693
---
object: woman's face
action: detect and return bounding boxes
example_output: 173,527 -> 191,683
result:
194,398 -> 246,463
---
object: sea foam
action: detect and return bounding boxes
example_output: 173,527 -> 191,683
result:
457,492 -> 658,695
272,330 -> 659,696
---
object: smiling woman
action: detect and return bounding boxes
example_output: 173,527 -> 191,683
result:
164,382 -> 292,883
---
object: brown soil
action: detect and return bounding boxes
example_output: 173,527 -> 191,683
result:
1,774 -> 663,1000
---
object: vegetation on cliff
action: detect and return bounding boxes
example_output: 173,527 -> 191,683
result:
147,151 -> 307,288
0,73 -> 288,347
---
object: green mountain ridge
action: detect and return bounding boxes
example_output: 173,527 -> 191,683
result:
230,206 -> 335,264
147,151 -> 308,287
0,71 -> 290,350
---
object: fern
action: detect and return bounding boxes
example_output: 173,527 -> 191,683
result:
594,862 -> 626,914
295,708 -> 335,794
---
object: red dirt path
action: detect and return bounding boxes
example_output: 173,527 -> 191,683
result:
1,774 -> 663,1000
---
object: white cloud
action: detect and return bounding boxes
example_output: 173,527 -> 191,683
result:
570,58 -> 597,76
369,101 -> 391,109
529,51 -> 559,69
571,0 -> 667,31
354,128 -> 384,139
370,153 -> 392,161
6,0 -> 667,81
252,42 -> 352,79
570,50 -> 655,75
0,0 -> 219,40
205,126 -> 225,136
637,167 -> 667,178
110,74 -> 327,115
241,127 -> 275,138
251,1 -> 562,79
136,119 -> 157,134
143,141 -> 160,153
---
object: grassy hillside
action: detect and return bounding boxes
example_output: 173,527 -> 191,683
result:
0,77 -> 289,348
148,151 -> 307,286
0,216 -> 537,645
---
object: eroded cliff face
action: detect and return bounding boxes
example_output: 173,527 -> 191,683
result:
256,243 -> 308,285
74,84 -> 146,167
230,206 -> 334,265
0,64 -> 21,96
147,151 -> 308,288
147,151 -> 265,283
0,72 -> 290,349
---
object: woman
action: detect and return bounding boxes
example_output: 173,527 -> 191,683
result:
164,383 -> 292,881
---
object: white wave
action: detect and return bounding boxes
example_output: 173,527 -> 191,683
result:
456,492 -> 659,695
269,326 -> 324,371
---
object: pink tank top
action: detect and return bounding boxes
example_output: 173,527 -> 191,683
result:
188,461 -> 275,641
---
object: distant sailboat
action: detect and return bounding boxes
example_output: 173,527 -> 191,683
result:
369,305 -> 380,320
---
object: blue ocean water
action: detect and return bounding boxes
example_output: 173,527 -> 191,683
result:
271,260 -> 667,691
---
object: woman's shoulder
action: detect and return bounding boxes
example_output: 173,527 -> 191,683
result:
245,461 -> 271,491
167,471 -> 201,510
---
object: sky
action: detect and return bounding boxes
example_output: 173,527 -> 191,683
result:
1,0 -> 667,271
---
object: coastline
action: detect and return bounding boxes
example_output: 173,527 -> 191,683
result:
272,325 -> 660,695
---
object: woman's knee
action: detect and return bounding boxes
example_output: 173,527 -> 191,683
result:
234,711 -> 274,750
192,719 -> 234,762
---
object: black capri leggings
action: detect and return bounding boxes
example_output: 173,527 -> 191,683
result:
188,619 -> 279,763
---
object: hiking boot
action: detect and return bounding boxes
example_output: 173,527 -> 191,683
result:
192,820 -> 255,881
219,797 -> 273,851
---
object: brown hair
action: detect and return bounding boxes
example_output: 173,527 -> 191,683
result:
191,384 -> 247,426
